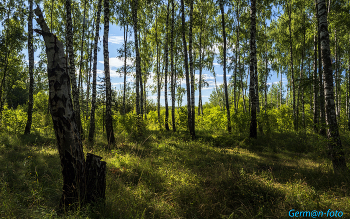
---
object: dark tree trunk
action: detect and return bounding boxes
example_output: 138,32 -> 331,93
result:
317,0 -> 347,173
313,33 -> 318,132
171,0 -> 176,131
123,23 -> 128,115
249,0 -> 257,138
78,0 -> 87,122
220,0 -> 231,133
66,0 -> 82,140
132,0 -> 141,116
288,3 -> 296,131
104,0 -> 115,145
189,0 -> 195,138
88,0 -> 102,143
181,0 -> 192,137
348,35 -> 350,131
155,7 -> 160,124
316,0 -> 326,136
25,0 -> 34,135
139,33 -> 144,118
86,23 -> 94,120
234,0 -> 240,113
334,29 -> 338,118
198,6 -> 203,116
33,7 -> 92,210
164,1 -> 170,131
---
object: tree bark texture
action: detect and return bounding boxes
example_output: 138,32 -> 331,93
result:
249,0 -> 257,138
155,7 -> 160,124
317,0 -> 347,173
132,0 -> 141,116
88,0 -> 102,143
234,0 -> 240,113
316,0 -> 326,136
34,8 -> 107,208
189,0 -> 195,138
25,0 -> 34,135
34,6 -> 85,208
123,22 -> 128,115
78,0 -> 87,121
171,0 -> 176,131
288,3 -> 296,131
85,153 -> 106,204
66,0 -> 82,140
86,21 -> 94,120
181,0 -> 192,137
164,1 -> 170,131
348,35 -> 350,131
220,0 -> 231,133
104,0 -> 115,145
313,33 -> 318,132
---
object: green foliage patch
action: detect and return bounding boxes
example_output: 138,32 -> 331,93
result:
0,123 -> 349,218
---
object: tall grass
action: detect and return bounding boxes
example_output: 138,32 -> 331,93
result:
0,125 -> 349,218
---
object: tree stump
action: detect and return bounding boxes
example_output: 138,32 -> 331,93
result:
85,153 -> 106,205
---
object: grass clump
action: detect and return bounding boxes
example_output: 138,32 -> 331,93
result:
0,128 -> 349,218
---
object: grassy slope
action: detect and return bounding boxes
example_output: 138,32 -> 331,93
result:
0,128 -> 349,218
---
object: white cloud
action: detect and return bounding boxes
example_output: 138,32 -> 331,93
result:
99,57 -> 134,69
108,36 -> 125,44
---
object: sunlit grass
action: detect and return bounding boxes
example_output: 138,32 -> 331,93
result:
0,127 -> 349,218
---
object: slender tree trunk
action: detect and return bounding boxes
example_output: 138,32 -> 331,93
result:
348,34 -> 350,131
171,0 -> 176,131
78,0 -> 87,105
220,0 -> 231,133
237,50 -> 241,111
132,0 -> 141,116
123,23 -> 128,115
265,49 -> 268,114
139,33 -> 143,118
144,76 -> 147,120
288,3 -> 296,131
242,50 -> 247,113
189,0 -> 195,138
181,0 -> 192,137
234,0 -> 240,113
299,9 -> 306,129
313,33 -> 319,132
317,0 -> 347,173
85,19 -> 94,121
164,1 -> 170,131
198,9 -> 203,116
280,69 -> 282,106
317,6 -> 326,136
334,29 -> 338,118
155,7 -> 160,125
88,0 -> 102,143
24,0 -> 34,135
0,11 -> 11,126
66,0 -> 82,139
249,0 -> 257,138
103,0 -> 115,145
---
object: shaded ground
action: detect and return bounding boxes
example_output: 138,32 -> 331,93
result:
0,129 -> 349,218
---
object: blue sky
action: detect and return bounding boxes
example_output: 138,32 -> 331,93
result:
1,11 -> 287,107
97,23 -> 286,107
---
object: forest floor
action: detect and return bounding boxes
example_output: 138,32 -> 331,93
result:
0,128 -> 349,218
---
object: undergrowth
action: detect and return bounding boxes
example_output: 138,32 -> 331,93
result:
0,126 -> 349,218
